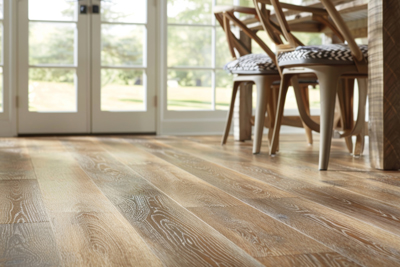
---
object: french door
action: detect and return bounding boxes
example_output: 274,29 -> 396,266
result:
17,0 -> 156,134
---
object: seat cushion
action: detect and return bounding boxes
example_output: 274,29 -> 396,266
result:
277,44 -> 368,66
224,53 -> 278,74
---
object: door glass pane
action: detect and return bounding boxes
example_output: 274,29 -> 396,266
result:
101,24 -> 145,66
29,0 -> 76,21
168,26 -> 212,67
101,0 -> 146,23
168,70 -> 212,110
29,68 -> 77,112
216,70 -> 232,110
101,69 -> 145,111
29,22 -> 75,65
168,0 -> 213,25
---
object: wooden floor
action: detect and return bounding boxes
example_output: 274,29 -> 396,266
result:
0,134 -> 400,266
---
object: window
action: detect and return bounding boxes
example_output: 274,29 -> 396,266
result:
166,0 -> 254,111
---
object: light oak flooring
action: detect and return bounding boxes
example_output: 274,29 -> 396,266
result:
0,134 -> 400,266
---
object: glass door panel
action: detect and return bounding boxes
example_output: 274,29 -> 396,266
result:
18,0 -> 156,134
18,0 -> 89,134
91,0 -> 156,133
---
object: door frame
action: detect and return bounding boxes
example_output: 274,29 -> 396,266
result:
91,0 -> 157,133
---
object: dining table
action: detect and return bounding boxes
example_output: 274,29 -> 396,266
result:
233,0 -> 399,170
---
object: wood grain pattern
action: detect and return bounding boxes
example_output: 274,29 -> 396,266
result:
166,139 -> 400,238
136,138 -> 400,266
0,139 -> 36,180
0,180 -> 48,224
25,138 -> 163,267
97,137 -> 340,259
256,252 -> 360,267
246,197 -> 400,267
1,135 -> 400,266
62,138 -> 265,267
368,0 -> 400,170
0,222 -> 61,266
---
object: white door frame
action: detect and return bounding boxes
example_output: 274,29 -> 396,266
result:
17,0 -> 90,134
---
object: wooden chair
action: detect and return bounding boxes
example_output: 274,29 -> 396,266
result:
214,6 -> 316,153
261,0 -> 368,170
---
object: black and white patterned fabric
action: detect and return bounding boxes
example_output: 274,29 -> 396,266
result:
278,44 -> 368,66
224,53 -> 278,74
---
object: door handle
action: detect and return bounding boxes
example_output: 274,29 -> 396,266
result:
80,5 -> 87,14
92,5 -> 100,14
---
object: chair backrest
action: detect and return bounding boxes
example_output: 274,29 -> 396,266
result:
260,0 -> 365,63
214,6 -> 277,64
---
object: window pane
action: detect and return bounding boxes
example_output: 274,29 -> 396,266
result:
238,0 -> 254,6
216,70 -> 232,110
0,68 -> 3,112
216,27 -> 233,68
168,70 -> 212,110
29,22 -> 75,65
102,24 -> 144,66
101,69 -> 145,111
292,32 -> 323,46
168,0 -> 213,25
215,0 -> 233,5
0,23 -> 2,64
283,86 -> 320,110
29,68 -> 76,112
168,26 -> 212,67
0,0 -> 3,20
29,0 -> 76,21
252,31 -> 276,55
101,0 -> 146,23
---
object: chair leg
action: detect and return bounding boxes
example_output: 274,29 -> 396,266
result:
353,78 -> 368,156
270,74 -> 292,155
300,85 -> 313,145
354,131 -> 365,157
221,81 -> 240,145
253,76 -> 273,154
317,71 -> 341,171
266,87 -> 275,147
337,78 -> 354,153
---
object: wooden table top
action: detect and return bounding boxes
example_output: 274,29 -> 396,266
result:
244,0 -> 368,38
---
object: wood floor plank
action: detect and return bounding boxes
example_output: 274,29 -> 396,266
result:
96,137 -> 344,261
61,137 -> 265,267
133,138 -> 400,266
25,138 -> 163,267
1,135 -> 399,266
166,139 -> 400,238
0,139 -> 36,180
245,197 -> 400,267
0,180 -> 48,224
256,252 -> 360,267
0,222 -> 61,267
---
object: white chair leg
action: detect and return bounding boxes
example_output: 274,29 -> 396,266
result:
253,76 -> 273,154
316,70 -> 341,170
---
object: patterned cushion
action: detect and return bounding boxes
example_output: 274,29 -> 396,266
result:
278,44 -> 368,66
224,53 -> 278,74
